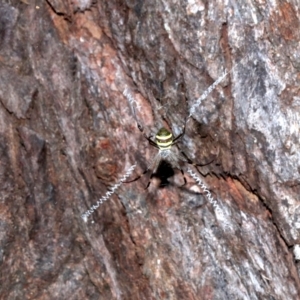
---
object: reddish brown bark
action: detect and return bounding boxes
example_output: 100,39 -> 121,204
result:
0,0 -> 300,299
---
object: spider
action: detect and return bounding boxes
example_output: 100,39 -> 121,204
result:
125,119 -> 213,189
125,70 -> 228,189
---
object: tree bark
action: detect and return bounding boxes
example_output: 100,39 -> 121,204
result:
0,0 -> 300,299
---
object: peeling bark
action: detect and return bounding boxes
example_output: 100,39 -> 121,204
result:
0,0 -> 300,299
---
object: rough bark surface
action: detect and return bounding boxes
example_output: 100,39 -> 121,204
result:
1,0 -> 300,299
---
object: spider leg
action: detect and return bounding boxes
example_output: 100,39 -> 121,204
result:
137,124 -> 159,149
179,150 -> 215,167
145,173 -> 155,189
125,152 -> 162,189
173,117 -> 189,143
173,132 -> 184,144
124,169 -> 150,184
179,168 -> 187,186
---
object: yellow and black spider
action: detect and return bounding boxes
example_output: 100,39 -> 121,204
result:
126,120 -> 213,189
125,70 -> 228,189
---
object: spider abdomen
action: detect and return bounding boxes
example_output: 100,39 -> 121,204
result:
155,127 -> 173,150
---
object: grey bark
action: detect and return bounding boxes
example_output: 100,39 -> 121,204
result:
0,0 -> 300,299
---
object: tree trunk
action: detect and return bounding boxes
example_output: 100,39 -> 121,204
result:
1,0 -> 300,299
